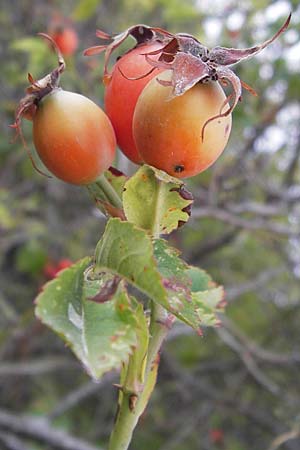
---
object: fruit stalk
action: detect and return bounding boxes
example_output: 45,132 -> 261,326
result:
96,174 -> 123,210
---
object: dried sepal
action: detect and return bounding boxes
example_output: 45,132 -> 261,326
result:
84,24 -> 172,78
201,67 -> 242,140
11,33 -> 66,177
13,33 -> 65,132
147,53 -> 211,97
209,13 -> 291,66
85,14 -> 291,133
240,80 -> 258,97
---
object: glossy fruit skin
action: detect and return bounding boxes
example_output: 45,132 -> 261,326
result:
104,42 -> 163,164
51,27 -> 78,56
33,89 -> 116,185
133,71 -> 232,178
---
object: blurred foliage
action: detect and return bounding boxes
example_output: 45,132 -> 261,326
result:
1,1 -> 300,450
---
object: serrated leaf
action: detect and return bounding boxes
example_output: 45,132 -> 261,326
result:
153,239 -> 199,329
94,218 -> 168,308
153,239 -> 188,281
187,266 -> 216,292
153,238 -> 191,316
153,240 -> 225,330
192,287 -> 225,328
123,165 -> 193,234
188,266 -> 225,328
35,258 -> 141,380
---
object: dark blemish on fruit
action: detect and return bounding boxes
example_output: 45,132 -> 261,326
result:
174,165 -> 184,173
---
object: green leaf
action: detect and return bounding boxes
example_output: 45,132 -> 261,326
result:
192,287 -> 225,328
123,302 -> 149,395
94,218 -> 168,308
104,167 -> 128,199
188,266 -> 225,329
123,165 -> 193,234
187,266 -> 216,292
153,238 -> 188,281
35,258 -> 141,380
153,239 -> 199,329
153,240 -> 225,331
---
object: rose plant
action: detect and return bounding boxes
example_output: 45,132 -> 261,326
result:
12,15 -> 290,450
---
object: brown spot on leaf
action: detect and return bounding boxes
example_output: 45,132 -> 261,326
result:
108,166 -> 126,177
88,276 -> 121,303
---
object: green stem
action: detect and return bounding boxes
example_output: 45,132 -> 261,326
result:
146,303 -> 169,375
108,180 -> 170,450
108,303 -> 169,450
95,174 -> 123,210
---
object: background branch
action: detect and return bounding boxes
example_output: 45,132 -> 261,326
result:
0,409 -> 102,450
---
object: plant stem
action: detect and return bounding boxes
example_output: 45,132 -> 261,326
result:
146,303 -> 169,375
108,303 -> 169,450
108,178 -> 171,450
96,174 -> 123,210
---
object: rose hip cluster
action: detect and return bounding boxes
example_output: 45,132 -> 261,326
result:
14,16 -> 290,183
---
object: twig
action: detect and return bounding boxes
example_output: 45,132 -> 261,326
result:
163,353 -> 286,435
167,315 -> 300,367
216,327 -> 281,395
215,100 -> 287,183
282,138 -> 300,187
192,206 -> 299,236
245,176 -> 300,204
48,373 -> 116,420
188,228 -> 238,263
226,201 -> 286,217
0,429 -> 28,450
160,403 -> 213,450
0,358 -> 78,376
222,316 -> 300,365
268,428 -> 300,450
0,408 -> 102,450
225,267 -> 285,301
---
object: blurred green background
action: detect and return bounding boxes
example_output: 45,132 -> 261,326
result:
1,1 -> 300,449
